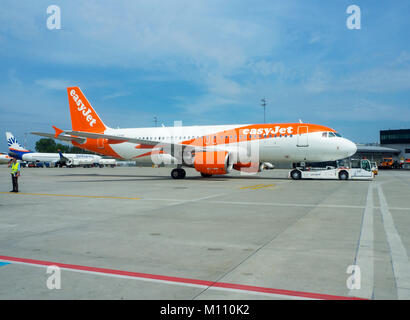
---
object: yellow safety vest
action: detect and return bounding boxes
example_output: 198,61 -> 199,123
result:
11,162 -> 20,174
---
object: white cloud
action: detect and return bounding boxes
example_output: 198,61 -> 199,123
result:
248,60 -> 285,77
102,91 -> 131,101
306,98 -> 410,122
338,66 -> 410,93
304,69 -> 330,94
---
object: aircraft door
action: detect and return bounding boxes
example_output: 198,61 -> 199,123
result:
297,126 -> 309,147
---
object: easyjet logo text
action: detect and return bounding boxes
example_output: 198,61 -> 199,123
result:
70,89 -> 97,127
242,126 -> 293,135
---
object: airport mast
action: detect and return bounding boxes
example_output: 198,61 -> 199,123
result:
261,98 -> 267,123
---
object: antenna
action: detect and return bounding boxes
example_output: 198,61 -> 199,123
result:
24,132 -> 28,149
261,98 -> 267,124
154,116 -> 158,127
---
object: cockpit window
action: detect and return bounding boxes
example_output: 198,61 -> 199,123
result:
322,131 -> 342,138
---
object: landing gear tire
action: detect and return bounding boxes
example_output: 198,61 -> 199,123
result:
171,168 -> 186,179
290,169 -> 302,180
200,173 -> 212,178
338,171 -> 348,180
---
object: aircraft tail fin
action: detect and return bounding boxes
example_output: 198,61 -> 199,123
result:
67,87 -> 108,133
6,132 -> 31,159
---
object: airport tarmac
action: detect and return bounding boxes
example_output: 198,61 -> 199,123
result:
0,166 -> 409,300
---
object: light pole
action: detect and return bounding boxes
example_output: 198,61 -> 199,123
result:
261,98 -> 267,123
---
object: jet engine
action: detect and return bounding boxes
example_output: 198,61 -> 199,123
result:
194,151 -> 233,175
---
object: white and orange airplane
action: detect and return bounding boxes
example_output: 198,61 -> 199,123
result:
0,152 -> 13,164
32,87 -> 357,179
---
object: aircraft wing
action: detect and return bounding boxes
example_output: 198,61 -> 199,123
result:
31,127 -> 214,164
31,132 -> 86,144
66,130 -> 207,151
65,130 -> 211,164
66,130 -> 152,145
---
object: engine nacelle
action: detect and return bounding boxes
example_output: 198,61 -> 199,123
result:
194,151 -> 233,175
233,162 -> 275,173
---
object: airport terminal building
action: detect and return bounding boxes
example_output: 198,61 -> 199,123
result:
380,129 -> 410,160
350,129 -> 410,165
354,144 -> 401,162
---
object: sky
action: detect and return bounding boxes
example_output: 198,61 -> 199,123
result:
1,0 -> 410,151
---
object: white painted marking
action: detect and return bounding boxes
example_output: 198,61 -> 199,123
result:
349,182 -> 374,299
377,184 -> 410,299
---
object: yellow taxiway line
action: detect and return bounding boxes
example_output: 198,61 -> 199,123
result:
239,184 -> 276,190
0,192 -> 141,200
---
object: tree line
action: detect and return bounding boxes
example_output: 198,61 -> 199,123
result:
35,138 -> 95,154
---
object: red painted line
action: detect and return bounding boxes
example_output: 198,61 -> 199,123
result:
0,255 -> 365,300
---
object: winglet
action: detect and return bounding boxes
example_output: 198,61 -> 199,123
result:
52,126 -> 64,138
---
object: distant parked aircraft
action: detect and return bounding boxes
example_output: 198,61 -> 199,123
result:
6,132 -> 102,167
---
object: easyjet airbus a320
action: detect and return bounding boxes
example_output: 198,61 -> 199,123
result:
32,87 -> 357,179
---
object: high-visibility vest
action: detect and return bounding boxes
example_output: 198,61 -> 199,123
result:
11,162 -> 20,174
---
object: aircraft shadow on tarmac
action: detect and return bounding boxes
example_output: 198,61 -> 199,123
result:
57,173 -> 287,182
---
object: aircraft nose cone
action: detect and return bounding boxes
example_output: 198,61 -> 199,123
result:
345,140 -> 357,157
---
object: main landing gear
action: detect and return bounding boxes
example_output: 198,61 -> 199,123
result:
171,168 -> 186,179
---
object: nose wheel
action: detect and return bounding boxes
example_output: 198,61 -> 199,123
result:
171,168 -> 186,179
290,169 -> 302,180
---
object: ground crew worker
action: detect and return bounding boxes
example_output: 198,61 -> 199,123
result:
8,158 -> 21,192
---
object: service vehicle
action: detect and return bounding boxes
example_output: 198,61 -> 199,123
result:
289,159 -> 374,180
371,161 -> 378,175
98,158 -> 117,168
403,159 -> 410,170
380,157 -> 393,169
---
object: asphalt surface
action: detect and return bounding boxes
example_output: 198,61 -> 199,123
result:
0,166 -> 409,300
